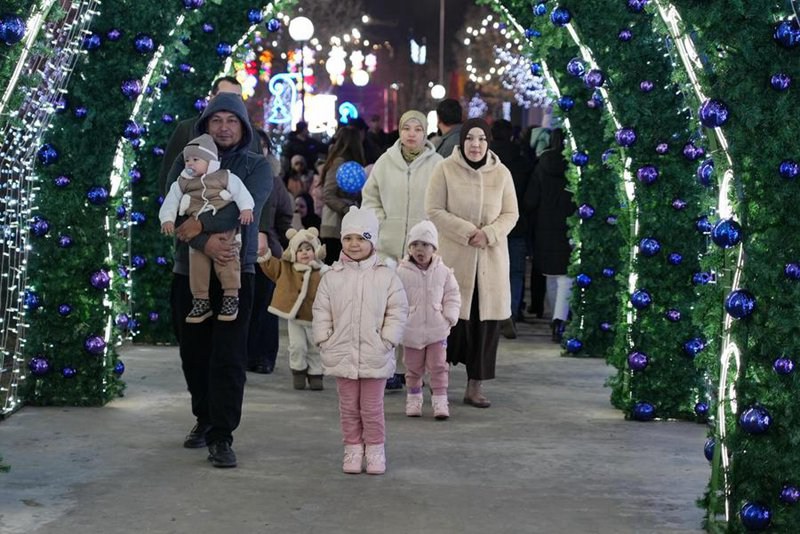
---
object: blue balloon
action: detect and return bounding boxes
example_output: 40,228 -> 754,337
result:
639,238 -> 661,257
698,99 -> 729,128
632,402 -> 655,421
336,161 -> 367,194
740,502 -> 771,530
711,218 -> 742,248
724,289 -> 756,319
739,406 -> 771,434
630,289 -> 652,309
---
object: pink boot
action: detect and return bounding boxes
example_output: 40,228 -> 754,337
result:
432,394 -> 449,420
342,444 -> 363,474
365,443 -> 386,475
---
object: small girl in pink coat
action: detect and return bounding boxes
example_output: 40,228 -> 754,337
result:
396,220 -> 461,419
312,206 -> 408,475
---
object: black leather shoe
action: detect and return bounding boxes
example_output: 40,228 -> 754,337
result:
207,441 -> 237,468
183,423 -> 211,449
248,362 -> 275,374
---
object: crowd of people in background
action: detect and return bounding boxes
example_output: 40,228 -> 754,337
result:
159,76 -> 575,472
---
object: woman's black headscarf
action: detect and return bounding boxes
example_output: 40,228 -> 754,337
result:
458,118 -> 493,170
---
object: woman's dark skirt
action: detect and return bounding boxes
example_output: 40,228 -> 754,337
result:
446,281 -> 501,380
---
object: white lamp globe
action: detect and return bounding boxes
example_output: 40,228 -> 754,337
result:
326,56 -> 346,76
431,84 -> 446,99
352,70 -> 370,87
288,16 -> 314,41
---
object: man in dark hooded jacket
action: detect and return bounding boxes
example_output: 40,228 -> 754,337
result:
166,92 -> 272,468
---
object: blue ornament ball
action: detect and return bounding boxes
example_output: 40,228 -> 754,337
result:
668,252 -> 683,265
216,42 -> 233,57
671,198 -> 687,210
148,311 -> 159,322
156,256 -> 168,266
58,234 -> 73,248
194,98 -> 208,112
639,80 -> 654,92
695,215 -> 713,234
615,127 -> 637,147
133,33 -> 155,54
532,3 -> 547,16
571,151 -> 589,166
711,218 -> 742,249
550,6 -> 572,26
202,22 -> 215,33
58,303 -> 72,316
90,270 -> 111,290
132,255 -> 147,269
601,148 -> 617,165
703,438 -> 715,461
599,322 -> 613,332
698,99 -> 729,128
780,486 -> 800,505
152,146 -> 165,157
0,14 -> 26,45
24,290 -> 41,310
773,357 -> 795,375
605,215 -> 618,226
773,19 -> 800,49
120,79 -> 142,99
37,143 -> 59,166
693,272 -> 712,285
114,360 -> 126,375
130,211 -> 146,225
557,96 -> 575,111
183,0 -> 204,8
118,265 -> 130,279
129,168 -> 142,184
683,337 -> 706,358
524,28 -> 542,39
602,268 -> 616,278
695,402 -> 709,418
682,142 -> 703,161
565,338 -> 583,353
696,159 -> 715,186
725,289 -> 756,319
779,159 -> 799,180
83,33 -> 102,50
655,142 -> 669,155
28,356 -> 50,376
106,28 -> 122,41
577,204 -> 595,219
115,313 -> 130,329
575,274 -> 592,288
30,216 -> 50,237
632,402 -> 655,421
266,18 -> 281,32
84,334 -> 106,355
636,165 -> 659,185
116,205 -> 127,220
74,106 -> 87,119
627,0 -> 649,13
566,58 -> 585,77
336,161 -> 367,194
161,113 -> 175,125
739,502 -> 771,531
62,366 -> 77,378
122,120 -> 142,139
770,73 -> 792,91
627,351 -> 649,371
584,69 -> 605,88
247,9 -> 263,24
55,96 -> 69,114
631,289 -> 652,309
128,318 -> 140,331
665,309 -> 682,322
618,28 -> 633,42
639,238 -> 661,257
739,405 -> 771,435
784,262 -> 800,280
87,186 -> 110,205
530,63 -> 543,76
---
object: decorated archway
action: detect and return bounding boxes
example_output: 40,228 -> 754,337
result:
2,0 -> 799,529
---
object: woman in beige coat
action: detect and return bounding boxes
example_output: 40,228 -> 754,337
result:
425,118 -> 519,407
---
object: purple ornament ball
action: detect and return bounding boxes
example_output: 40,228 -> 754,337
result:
618,28 -> 633,42
665,309 -> 682,322
84,334 -> 107,355
37,143 -> 59,166
74,106 -> 87,119
133,33 -> 155,54
156,256 -> 168,266
615,127 -> 637,147
30,217 -> 50,237
696,159 -> 715,186
770,73 -> 792,91
773,357 -> 795,375
739,405 -> 771,435
724,289 -> 756,319
550,7 -> 571,26
599,322 -> 613,332
566,58 -> 586,77
639,238 -> 661,257
683,337 -> 706,357
153,146 -> 165,157
24,290 -> 41,310
698,99 -> 729,128
148,311 -> 159,322
82,33 -> 102,50
247,8 -> 264,24
183,0 -> 204,8
194,98 -> 208,112
54,174 -> 71,188
120,79 -> 142,99
62,366 -> 77,378
695,402 -> 709,418
703,438 -> 715,461
773,19 -> 800,49
711,218 -> 742,248
132,255 -> 147,269
630,289 -> 652,309
90,270 -> 111,290
58,234 -> 73,248
557,96 -> 575,111
627,351 -> 649,371
779,486 -> 800,504
602,268 -> 616,278
87,186 -> 110,205
627,0 -> 649,14
28,355 -> 50,376
739,502 -> 771,530
672,199 -> 687,210
58,303 -> 72,316
584,69 -> 605,88
115,313 -> 130,329
632,402 -> 655,421
571,151 -> 589,166
216,42 -> 233,57
784,262 -> 800,280
639,80 -> 654,93
636,165 -> 659,185
577,204 -> 595,219
202,22 -> 215,33
0,14 -> 27,45
106,28 -> 122,41
692,271 -> 712,285
655,142 -> 669,155
695,216 -> 713,234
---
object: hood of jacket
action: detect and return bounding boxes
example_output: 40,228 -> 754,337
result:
195,92 -> 253,156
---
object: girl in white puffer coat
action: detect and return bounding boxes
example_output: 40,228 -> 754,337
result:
396,220 -> 461,420
312,207 -> 408,475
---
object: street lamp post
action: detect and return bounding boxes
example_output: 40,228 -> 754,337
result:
288,16 -> 315,123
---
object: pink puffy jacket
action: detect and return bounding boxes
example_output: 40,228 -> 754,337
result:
312,254 -> 408,380
396,255 -> 461,349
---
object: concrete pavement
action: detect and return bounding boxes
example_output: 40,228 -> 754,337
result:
0,319 -> 709,533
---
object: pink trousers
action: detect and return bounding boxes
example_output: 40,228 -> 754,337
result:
403,341 -> 448,396
336,377 -> 387,446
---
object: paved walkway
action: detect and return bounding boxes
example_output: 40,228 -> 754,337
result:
0,319 -> 708,533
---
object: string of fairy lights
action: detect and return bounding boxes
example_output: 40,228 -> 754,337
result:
0,0 -> 100,416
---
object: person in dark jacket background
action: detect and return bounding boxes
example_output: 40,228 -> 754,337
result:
490,120 -> 532,339
524,128 -> 576,343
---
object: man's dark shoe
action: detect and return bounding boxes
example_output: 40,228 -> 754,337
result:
207,441 -> 237,468
248,363 -> 274,374
183,423 -> 211,449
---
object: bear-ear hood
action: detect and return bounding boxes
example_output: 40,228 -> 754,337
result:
195,92 -> 253,154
